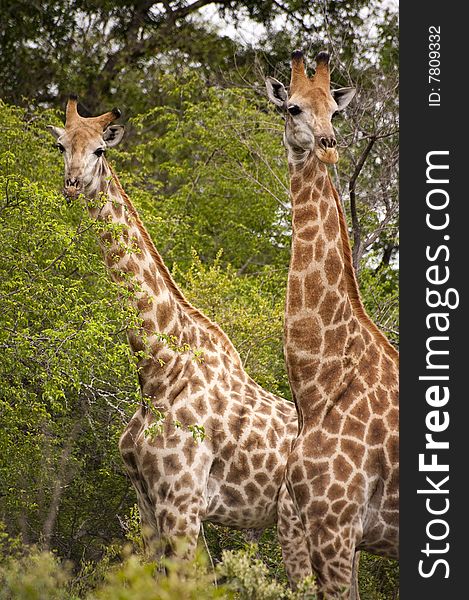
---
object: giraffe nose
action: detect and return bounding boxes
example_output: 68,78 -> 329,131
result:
319,136 -> 337,149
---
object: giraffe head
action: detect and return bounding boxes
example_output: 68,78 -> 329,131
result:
266,51 -> 356,164
47,96 -> 125,199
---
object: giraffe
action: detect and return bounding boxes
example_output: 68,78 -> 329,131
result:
265,51 -> 399,598
47,96 -> 312,586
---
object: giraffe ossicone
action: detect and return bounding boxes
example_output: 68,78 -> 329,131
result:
47,97 -> 312,587
266,51 -> 399,599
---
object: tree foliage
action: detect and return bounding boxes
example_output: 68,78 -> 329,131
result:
1,1 -> 398,597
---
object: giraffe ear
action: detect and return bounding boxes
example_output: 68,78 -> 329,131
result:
103,125 -> 125,147
47,125 -> 65,140
265,77 -> 288,107
332,87 -> 356,112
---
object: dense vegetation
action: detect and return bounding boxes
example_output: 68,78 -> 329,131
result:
1,1 -> 399,597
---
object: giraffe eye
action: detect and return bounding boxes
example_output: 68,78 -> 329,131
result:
94,148 -> 105,157
56,143 -> 65,153
287,105 -> 302,116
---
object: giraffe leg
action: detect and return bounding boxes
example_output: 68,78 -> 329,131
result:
305,519 -> 359,600
152,495 -> 205,560
277,481 -> 313,588
136,496 -> 160,554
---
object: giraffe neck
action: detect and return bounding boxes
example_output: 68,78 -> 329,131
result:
82,160 -> 241,373
285,152 -> 397,409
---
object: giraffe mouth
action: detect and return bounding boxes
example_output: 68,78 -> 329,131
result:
315,147 -> 339,165
63,186 -> 81,201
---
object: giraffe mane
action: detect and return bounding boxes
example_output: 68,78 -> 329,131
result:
107,163 -> 243,366
328,173 -> 399,359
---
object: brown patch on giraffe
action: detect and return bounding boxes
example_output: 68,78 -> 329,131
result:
292,204 -> 318,230
290,464 -> 305,483
304,270 -> 325,310
157,300 -> 174,331
220,484 -> 244,506
295,185 -> 313,205
323,206 -> 339,241
298,225 -> 320,243
210,458 -> 225,479
388,435 -> 399,464
324,324 -> 347,357
291,175 -> 302,194
340,439 -> 364,468
309,499 -> 329,518
245,481 -> 261,504
266,453 -> 277,473
293,483 -> 310,505
228,454 -> 250,481
366,418 -> 387,446
209,388 -> 228,414
219,440 -> 236,461
314,236 -> 326,262
318,290 -> 341,325
229,376 -> 243,393
327,483 -> 345,500
192,395 -> 207,416
141,452 -> 160,474
347,472 -> 366,502
291,241 -> 314,273
362,361 -> 379,389
372,386 -> 389,415
251,452 -> 265,470
310,550 -> 325,572
339,502 -> 359,526
200,363 -> 215,379
202,352 -> 219,369
289,316 -> 322,352
303,160 -> 323,185
179,472 -> 194,489
304,430 -> 337,458
349,397 -> 371,423
242,429 -> 264,452
361,328 -> 372,345
167,379 -> 188,403
313,470 -> 331,497
189,376 -> 204,394
382,352 -> 398,378
319,198 -> 329,219
333,455 -> 353,482
142,268 -> 160,296
254,472 -> 269,486
331,500 -> 348,515
181,359 -> 195,379
176,406 -> 198,427
267,427 -> 279,447
388,408 -> 398,430
323,542 -> 338,560
343,417 -> 366,440
287,275 -> 303,314
324,248 -> 342,286
317,359 -> 342,396
272,465 -> 285,483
